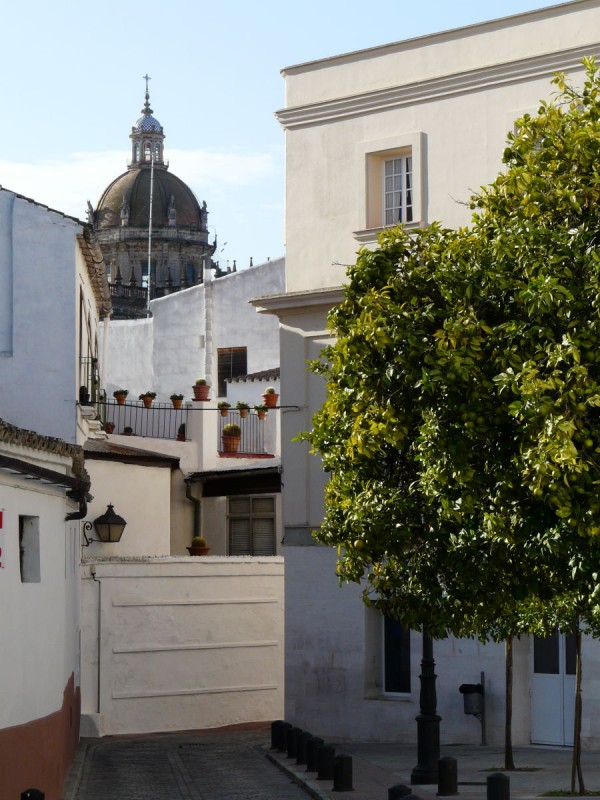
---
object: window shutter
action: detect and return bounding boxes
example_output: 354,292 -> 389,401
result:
230,518 -> 252,555
252,517 -> 276,556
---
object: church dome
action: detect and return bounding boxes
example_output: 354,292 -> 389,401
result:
95,167 -> 205,231
133,113 -> 163,133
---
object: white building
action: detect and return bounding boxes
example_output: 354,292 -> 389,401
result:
0,188 -> 111,446
260,0 -> 600,749
0,419 -> 88,798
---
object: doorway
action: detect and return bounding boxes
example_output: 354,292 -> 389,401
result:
531,631 -> 575,745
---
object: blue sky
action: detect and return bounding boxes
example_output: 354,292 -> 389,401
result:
0,0 -> 558,269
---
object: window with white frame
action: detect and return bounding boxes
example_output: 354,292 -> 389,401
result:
228,495 -> 276,556
19,515 -> 40,583
383,155 -> 413,226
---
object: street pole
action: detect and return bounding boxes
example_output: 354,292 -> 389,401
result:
411,630 -> 441,784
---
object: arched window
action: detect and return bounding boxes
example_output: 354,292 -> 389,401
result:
143,142 -> 151,161
134,143 -> 140,162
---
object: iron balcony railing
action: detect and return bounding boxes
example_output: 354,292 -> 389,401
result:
217,411 -> 270,457
96,399 -> 188,441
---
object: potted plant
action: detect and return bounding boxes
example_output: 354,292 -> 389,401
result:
263,386 -> 279,408
139,391 -> 156,408
193,379 -> 210,401
218,401 -> 231,417
187,535 -> 210,556
170,393 -> 184,409
113,389 -> 129,405
236,401 -> 250,419
254,404 -> 267,421
221,422 -> 241,452
104,421 -> 115,434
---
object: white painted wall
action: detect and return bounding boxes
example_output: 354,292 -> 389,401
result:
0,446 -> 80,728
276,3 -> 600,747
84,458 -> 172,558
80,557 -> 284,736
104,258 -> 284,403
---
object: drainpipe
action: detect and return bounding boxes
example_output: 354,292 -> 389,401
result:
185,479 -> 201,538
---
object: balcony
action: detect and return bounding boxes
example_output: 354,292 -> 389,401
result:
93,400 -> 277,462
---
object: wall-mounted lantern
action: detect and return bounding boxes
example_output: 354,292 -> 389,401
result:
82,504 -> 127,546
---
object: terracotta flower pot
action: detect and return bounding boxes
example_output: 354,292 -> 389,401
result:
256,409 -> 266,421
238,409 -> 249,419
193,384 -> 210,401
142,396 -> 153,408
222,435 -> 241,453
114,393 -> 127,406
263,392 -> 279,408
172,398 -> 183,409
187,545 -> 210,556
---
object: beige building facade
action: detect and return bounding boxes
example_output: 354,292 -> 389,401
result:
263,1 -> 600,747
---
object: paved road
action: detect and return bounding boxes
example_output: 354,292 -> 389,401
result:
67,728 -> 312,800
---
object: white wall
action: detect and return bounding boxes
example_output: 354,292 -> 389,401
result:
0,192 -> 79,441
80,557 -> 284,736
104,258 -> 284,402
0,449 -> 80,728
84,458 -> 172,558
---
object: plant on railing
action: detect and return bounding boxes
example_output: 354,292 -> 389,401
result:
222,422 -> 242,453
236,401 -> 250,418
113,389 -> 129,405
170,393 -> 184,409
263,386 -> 279,408
218,401 -> 231,417
139,391 -> 157,408
254,404 -> 267,421
193,379 -> 210,401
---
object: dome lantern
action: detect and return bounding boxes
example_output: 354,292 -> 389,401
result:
130,74 -> 165,167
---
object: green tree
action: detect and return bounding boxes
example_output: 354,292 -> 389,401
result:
306,60 -> 600,784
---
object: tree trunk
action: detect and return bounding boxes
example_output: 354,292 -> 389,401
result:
571,626 -> 584,794
505,635 -> 515,771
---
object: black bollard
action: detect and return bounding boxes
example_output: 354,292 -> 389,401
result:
287,726 -> 302,759
333,753 -> 353,791
277,721 -> 292,752
271,719 -> 284,749
487,772 -> 510,800
389,786 -> 413,800
297,731 -> 312,765
317,744 -> 336,780
21,791 -> 45,800
438,756 -> 458,796
306,736 -> 324,772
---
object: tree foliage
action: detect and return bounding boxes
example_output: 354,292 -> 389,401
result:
306,60 -> 600,641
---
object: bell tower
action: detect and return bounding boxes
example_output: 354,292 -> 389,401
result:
130,75 -> 165,167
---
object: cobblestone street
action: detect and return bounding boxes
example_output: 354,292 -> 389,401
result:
66,728 -> 311,800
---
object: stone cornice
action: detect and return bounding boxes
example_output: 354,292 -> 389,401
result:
251,286 -> 344,315
276,44 -> 600,130
77,228 -> 112,317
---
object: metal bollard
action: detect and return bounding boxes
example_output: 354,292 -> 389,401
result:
277,721 -> 292,752
317,744 -> 336,780
388,786 -> 412,800
287,726 -> 302,759
306,736 -> 324,772
297,731 -> 312,765
333,753 -> 353,791
21,791 -> 45,800
271,719 -> 284,749
438,756 -> 458,796
487,772 -> 510,800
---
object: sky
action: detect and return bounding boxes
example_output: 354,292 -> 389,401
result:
1,0 -> 560,270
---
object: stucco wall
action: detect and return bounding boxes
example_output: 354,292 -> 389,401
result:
104,258 -> 284,403
80,557 -> 284,736
84,458 -> 172,558
0,192 -> 81,441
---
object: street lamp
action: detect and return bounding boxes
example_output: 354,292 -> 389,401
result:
82,504 -> 127,546
411,630 -> 441,784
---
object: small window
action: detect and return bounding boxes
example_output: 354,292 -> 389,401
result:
383,617 -> 411,694
383,155 -> 413,225
228,496 -> 276,556
19,515 -> 40,583
217,347 -> 247,396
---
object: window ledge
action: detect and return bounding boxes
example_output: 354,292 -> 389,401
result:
353,222 -> 421,244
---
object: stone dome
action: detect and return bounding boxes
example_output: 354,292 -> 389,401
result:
95,166 -> 205,231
